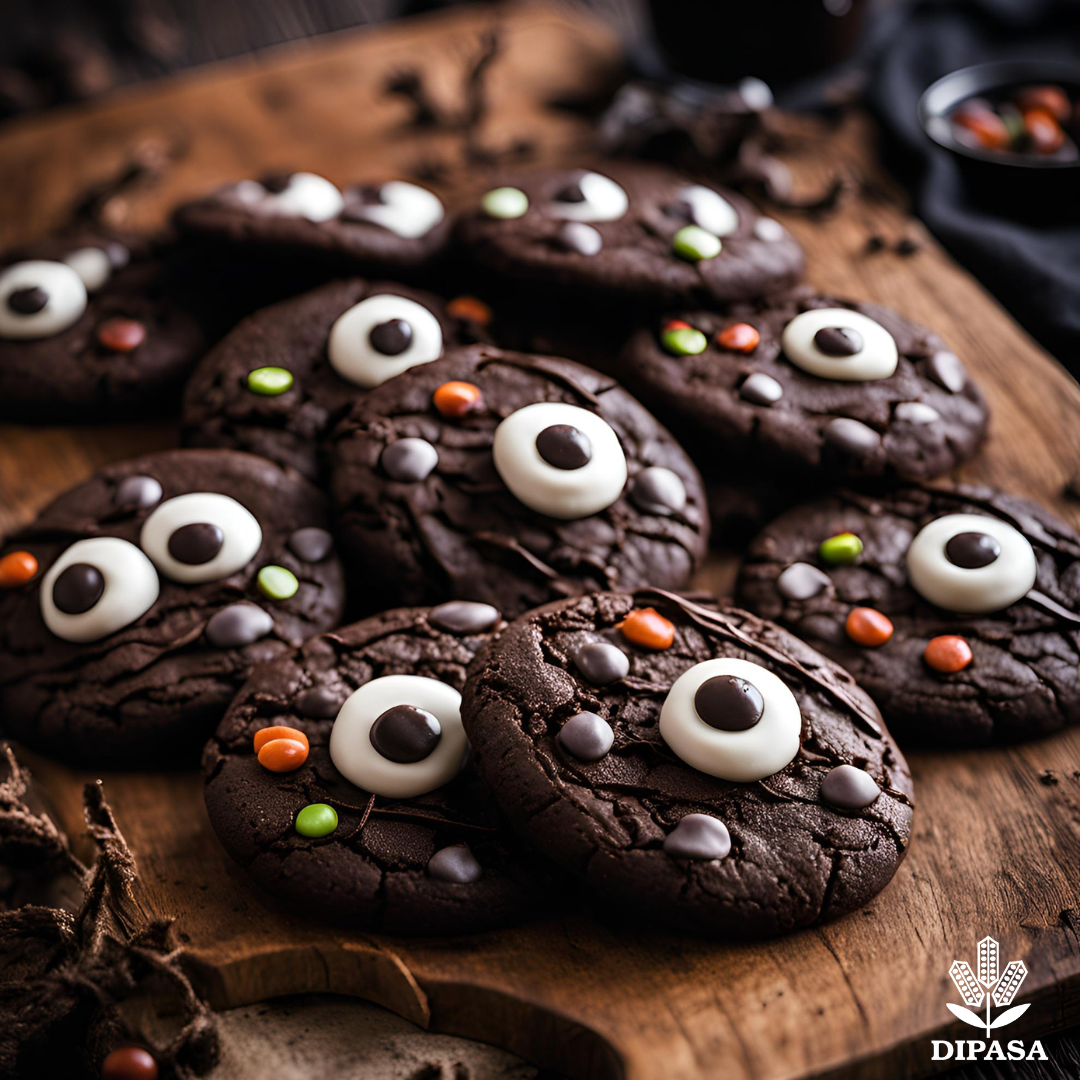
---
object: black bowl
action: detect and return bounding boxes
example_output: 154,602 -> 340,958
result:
918,60 -> 1080,214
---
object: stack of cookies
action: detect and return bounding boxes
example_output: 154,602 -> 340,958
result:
0,160 -> 1075,938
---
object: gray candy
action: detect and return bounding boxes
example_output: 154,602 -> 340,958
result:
777,562 -> 830,601
296,685 -> 346,720
663,814 -> 731,861
382,438 -> 438,482
429,600 -> 501,634
824,417 -> 881,457
573,641 -> 629,686
820,764 -> 881,810
927,350 -> 967,393
894,401 -> 941,425
206,602 -> 274,648
739,372 -> 783,406
557,222 -> 603,256
427,844 -> 483,884
114,474 -> 162,510
557,712 -> 614,762
630,466 -> 686,516
288,527 -> 334,563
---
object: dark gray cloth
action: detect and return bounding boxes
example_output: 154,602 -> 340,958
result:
867,0 -> 1080,372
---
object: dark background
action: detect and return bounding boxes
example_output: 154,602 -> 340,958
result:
1,1 -> 1078,1078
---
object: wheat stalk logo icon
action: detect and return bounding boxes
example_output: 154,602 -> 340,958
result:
948,937 -> 1029,1038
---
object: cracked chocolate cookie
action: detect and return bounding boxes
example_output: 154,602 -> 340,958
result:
0,228 -> 206,422
456,162 -> 805,305
203,603 -> 538,933
461,589 -> 913,937
620,288 -> 990,484
174,173 -> 451,273
329,345 -> 710,618
182,278 -> 484,482
0,450 -> 344,767
736,486 -> 1080,745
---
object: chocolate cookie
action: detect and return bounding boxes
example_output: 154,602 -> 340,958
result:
329,345 -> 710,618
737,486 -> 1080,745
203,603 -> 537,933
174,173 -> 451,273
0,450 -> 344,767
0,228 -> 206,422
620,289 -> 990,483
456,162 -> 805,305
461,589 -> 913,937
182,278 -> 483,482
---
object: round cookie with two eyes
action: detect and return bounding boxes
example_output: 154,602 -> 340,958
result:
329,345 -> 710,618
0,228 -> 206,422
182,278 -> 482,482
174,173 -> 451,273
737,486 -> 1080,745
203,602 -> 539,934
0,450 -> 344,768
620,289 -> 989,482
456,162 -> 805,305
461,589 -> 913,937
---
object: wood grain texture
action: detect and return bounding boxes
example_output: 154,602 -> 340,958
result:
1,5 -> 1079,1080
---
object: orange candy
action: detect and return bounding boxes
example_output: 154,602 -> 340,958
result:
97,317 -> 146,352
663,319 -> 693,331
953,105 -> 1010,150
0,550 -> 38,588
446,295 -> 493,326
253,725 -> 310,753
258,738 -> 309,772
924,635 -> 973,674
617,607 -> 675,650
1023,108 -> 1066,154
101,1046 -> 158,1080
716,323 -> 760,353
433,380 -> 484,418
845,607 -> 894,647
1015,85 -> 1071,123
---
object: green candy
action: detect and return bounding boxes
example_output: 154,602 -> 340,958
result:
661,325 -> 707,356
257,565 -> 299,600
672,225 -> 722,262
247,366 -> 294,396
819,532 -> 863,565
481,187 -> 528,219
295,803 -> 338,838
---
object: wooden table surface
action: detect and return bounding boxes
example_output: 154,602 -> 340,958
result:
1,5 -> 1079,1080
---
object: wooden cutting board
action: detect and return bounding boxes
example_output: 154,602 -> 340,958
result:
1,5 -> 1079,1079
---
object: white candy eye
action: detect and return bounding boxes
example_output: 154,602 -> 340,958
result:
327,294 -> 443,389
350,181 -> 444,239
492,402 -> 628,520
678,185 -> 739,236
782,308 -> 898,382
906,513 -> 1037,613
62,247 -> 112,291
140,493 -> 262,584
328,674 -> 467,798
40,537 -> 159,644
659,658 -> 801,782
551,171 -> 629,223
0,261 -> 87,340
261,172 -> 344,222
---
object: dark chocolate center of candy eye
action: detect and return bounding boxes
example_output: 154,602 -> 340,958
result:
555,180 -> 586,203
260,172 -> 293,194
53,563 -> 105,615
369,704 -> 442,763
168,522 -> 224,565
7,286 -> 48,315
536,424 -> 592,470
945,531 -> 1001,569
694,675 -> 765,731
369,319 -> 413,356
814,326 -> 863,356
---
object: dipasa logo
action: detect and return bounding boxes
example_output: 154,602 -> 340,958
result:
931,936 -> 1047,1063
